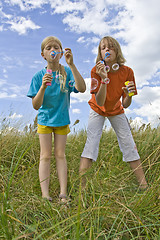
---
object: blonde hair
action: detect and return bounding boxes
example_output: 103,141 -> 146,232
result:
96,36 -> 126,66
41,36 -> 67,91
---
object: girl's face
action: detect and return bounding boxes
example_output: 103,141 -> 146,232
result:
41,40 -> 62,62
100,39 -> 117,65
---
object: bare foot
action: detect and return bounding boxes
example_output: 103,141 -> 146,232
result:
139,184 -> 148,190
42,196 -> 53,202
59,194 -> 71,206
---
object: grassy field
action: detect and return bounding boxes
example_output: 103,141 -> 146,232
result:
0,121 -> 160,240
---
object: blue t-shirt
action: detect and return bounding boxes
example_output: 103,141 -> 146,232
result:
27,66 -> 78,127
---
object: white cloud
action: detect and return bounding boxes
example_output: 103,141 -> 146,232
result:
77,36 -> 85,43
72,108 -> 81,114
0,25 -> 4,31
0,5 -> 40,34
0,7 -> 12,19
0,79 -> 7,86
5,0 -> 26,11
4,0 -> 47,10
133,86 -> 160,128
83,59 -> 90,63
0,92 -> 17,98
130,117 -> 148,130
0,78 -> 28,99
71,78 -> 91,102
7,16 -> 41,35
51,0 -> 86,14
70,98 -> 78,104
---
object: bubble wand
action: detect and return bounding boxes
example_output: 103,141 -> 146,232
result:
50,49 -> 66,59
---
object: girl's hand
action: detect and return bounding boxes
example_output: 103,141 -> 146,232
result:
122,81 -> 135,96
64,48 -> 73,66
96,61 -> 108,80
42,73 -> 53,89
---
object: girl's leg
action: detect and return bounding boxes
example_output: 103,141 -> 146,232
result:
39,133 -> 52,199
80,109 -> 105,172
108,114 -> 148,188
79,157 -> 92,189
54,134 -> 67,196
129,159 -> 148,188
79,109 -> 105,187
79,157 -> 92,176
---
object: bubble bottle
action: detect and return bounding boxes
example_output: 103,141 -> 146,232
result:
125,81 -> 134,97
46,69 -> 52,86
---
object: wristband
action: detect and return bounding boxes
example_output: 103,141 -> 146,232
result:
101,77 -> 110,84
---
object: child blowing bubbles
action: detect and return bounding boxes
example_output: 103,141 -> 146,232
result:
79,36 -> 148,190
27,36 -> 86,203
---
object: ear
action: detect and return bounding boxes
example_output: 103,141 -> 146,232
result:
41,52 -> 46,60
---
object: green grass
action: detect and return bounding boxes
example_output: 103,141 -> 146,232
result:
0,123 -> 160,239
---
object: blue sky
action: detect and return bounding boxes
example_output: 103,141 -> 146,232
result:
0,0 -> 160,132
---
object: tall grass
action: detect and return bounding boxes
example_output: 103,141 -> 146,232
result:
0,121 -> 160,239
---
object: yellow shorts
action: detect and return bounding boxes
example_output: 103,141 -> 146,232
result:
37,124 -> 70,135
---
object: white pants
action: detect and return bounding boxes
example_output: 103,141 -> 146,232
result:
81,109 -> 140,162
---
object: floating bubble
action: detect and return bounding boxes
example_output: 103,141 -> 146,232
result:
55,74 -> 63,84
105,65 -> 110,73
68,80 -> 75,88
103,77 -> 110,84
91,78 -> 98,91
100,61 -> 110,73
63,49 -> 67,54
112,63 -> 119,71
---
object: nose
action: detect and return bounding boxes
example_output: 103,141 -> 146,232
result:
51,46 -> 55,51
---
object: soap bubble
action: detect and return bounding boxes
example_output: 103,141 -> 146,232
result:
103,77 -> 110,84
55,74 -> 63,84
68,80 -> 75,88
91,78 -> 98,91
105,65 -> 110,73
63,49 -> 66,54
112,63 -> 119,71
100,61 -> 110,73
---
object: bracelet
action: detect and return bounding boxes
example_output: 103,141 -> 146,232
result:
101,77 -> 110,84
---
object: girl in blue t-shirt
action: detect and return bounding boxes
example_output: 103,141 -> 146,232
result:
27,36 -> 86,204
